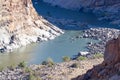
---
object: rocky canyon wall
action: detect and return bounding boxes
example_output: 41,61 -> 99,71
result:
43,0 -> 120,25
0,0 -> 63,52
73,35 -> 120,80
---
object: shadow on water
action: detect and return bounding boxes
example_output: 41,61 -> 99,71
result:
32,0 -> 120,30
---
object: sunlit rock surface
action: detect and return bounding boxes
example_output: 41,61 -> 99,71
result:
72,35 -> 120,80
0,0 -> 63,52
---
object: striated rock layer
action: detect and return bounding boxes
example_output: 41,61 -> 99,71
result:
0,0 -> 63,52
43,0 -> 120,25
72,35 -> 120,80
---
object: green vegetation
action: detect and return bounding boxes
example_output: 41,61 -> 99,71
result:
93,53 -> 103,58
29,73 -> 36,80
62,56 -> 71,62
47,75 -> 53,79
7,64 -> 16,70
47,58 -> 54,67
42,58 -> 54,67
0,66 -> 4,72
18,61 -> 26,68
36,77 -> 42,80
24,67 -> 32,73
70,63 -> 80,68
77,56 -> 86,61
42,61 -> 48,65
25,67 -> 42,80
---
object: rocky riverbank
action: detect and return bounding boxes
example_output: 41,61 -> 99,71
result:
81,28 -> 120,54
0,0 -> 63,53
1,30 -> 120,80
73,34 -> 120,80
0,58 -> 103,80
46,16 -> 90,30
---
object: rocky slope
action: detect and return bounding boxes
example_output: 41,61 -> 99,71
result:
0,0 -> 63,53
72,35 -> 120,80
1,34 -> 120,80
0,58 -> 103,80
43,0 -> 120,25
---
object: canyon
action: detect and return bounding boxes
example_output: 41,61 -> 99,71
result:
1,35 -> 120,80
0,0 -> 120,80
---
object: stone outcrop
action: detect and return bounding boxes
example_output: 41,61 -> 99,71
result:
43,0 -> 120,25
72,35 -> 120,80
0,0 -> 63,52
104,35 -> 120,65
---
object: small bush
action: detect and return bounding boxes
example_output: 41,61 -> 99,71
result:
7,64 -> 16,70
42,58 -> 54,67
47,58 -> 54,67
94,53 -> 103,58
62,56 -> 71,62
25,67 -> 32,73
77,56 -> 86,61
0,66 -> 4,72
36,77 -> 42,80
70,63 -> 80,68
29,73 -> 35,80
47,75 -> 53,79
47,58 -> 54,64
18,61 -> 26,68
42,61 -> 48,65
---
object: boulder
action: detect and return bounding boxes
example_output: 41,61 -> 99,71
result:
104,35 -> 120,65
72,34 -> 120,80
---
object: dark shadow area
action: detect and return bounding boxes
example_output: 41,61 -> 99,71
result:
32,0 -> 120,30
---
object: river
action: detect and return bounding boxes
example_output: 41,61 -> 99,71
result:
0,0 -> 118,67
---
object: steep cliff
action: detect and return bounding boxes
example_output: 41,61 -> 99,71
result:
43,0 -> 120,25
0,0 -> 63,52
72,35 -> 120,80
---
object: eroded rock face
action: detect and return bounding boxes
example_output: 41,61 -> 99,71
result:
104,35 -> 120,65
43,0 -> 120,9
72,35 -> 120,80
0,0 -> 63,52
43,0 -> 120,25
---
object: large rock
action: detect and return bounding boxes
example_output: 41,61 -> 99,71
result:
0,0 -> 63,52
104,35 -> 120,65
72,35 -> 120,80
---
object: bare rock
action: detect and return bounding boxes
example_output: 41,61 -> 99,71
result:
43,0 -> 120,25
72,34 -> 120,80
104,35 -> 120,65
0,0 -> 63,53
